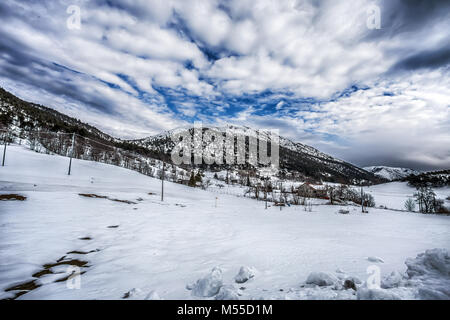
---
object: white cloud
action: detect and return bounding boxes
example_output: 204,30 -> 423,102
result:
228,69 -> 450,169
0,0 -> 448,169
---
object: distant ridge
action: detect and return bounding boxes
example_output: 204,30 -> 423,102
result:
364,166 -> 420,181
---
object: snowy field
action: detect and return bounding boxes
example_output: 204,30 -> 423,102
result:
1,145 -> 449,300
366,182 -> 450,211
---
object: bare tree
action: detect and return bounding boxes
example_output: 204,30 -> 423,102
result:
414,186 -> 436,213
326,185 -> 336,205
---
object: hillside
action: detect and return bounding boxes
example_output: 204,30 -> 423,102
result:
1,87 -> 382,185
1,145 -> 449,300
0,87 -> 189,183
130,125 -> 383,185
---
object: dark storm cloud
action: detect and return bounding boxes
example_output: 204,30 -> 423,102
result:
390,45 -> 450,71
371,0 -> 450,37
0,31 -> 118,114
346,150 -> 450,172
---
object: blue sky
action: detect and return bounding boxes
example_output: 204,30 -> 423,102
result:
0,0 -> 449,170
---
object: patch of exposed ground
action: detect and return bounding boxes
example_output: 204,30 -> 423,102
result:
78,193 -> 108,199
0,194 -> 26,201
3,249 -> 98,300
78,193 -> 136,204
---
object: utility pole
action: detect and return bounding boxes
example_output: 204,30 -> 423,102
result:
361,186 -> 364,213
2,130 -> 8,167
280,182 -> 283,211
161,161 -> 165,202
265,178 -> 268,210
68,133 -> 75,175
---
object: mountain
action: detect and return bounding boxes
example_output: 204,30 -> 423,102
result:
0,87 -> 114,142
1,87 -> 382,185
0,87 -> 173,180
129,125 -> 384,184
364,166 -> 420,181
0,87 -> 161,158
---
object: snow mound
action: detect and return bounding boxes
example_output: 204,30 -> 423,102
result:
234,266 -> 256,284
145,290 -> 161,300
405,248 -> 450,300
335,270 -> 362,285
305,272 -> 338,286
188,267 -> 223,297
215,285 -> 240,300
357,287 -> 401,300
417,287 -> 450,300
381,271 -> 404,289
359,249 -> 450,300
405,248 -> 449,278
367,256 -> 384,263
335,268 -> 346,274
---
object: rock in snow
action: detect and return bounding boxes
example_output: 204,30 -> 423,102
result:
122,288 -> 143,299
189,267 -> 223,297
234,266 -> 256,284
343,279 -> 357,290
305,272 -> 338,287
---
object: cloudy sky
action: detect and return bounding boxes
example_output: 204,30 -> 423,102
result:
0,0 -> 449,170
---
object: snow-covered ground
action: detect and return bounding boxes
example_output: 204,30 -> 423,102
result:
1,145 -> 449,300
365,182 -> 450,211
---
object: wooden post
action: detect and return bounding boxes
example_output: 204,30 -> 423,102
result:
2,130 -> 8,167
68,133 -> 75,175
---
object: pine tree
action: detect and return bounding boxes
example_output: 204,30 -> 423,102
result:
195,171 -> 202,184
404,198 -> 415,212
188,171 -> 196,187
